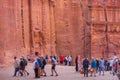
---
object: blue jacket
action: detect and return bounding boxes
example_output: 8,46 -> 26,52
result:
91,59 -> 97,68
99,59 -> 105,68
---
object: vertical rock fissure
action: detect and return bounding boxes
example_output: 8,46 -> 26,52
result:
79,0 -> 91,58
21,0 -> 25,48
104,6 -> 109,58
79,0 -> 86,57
41,0 -> 46,53
52,0 -> 57,55
98,0 -> 109,58
63,0 -> 71,55
15,0 -> 19,54
28,0 -> 33,53
49,0 -> 53,55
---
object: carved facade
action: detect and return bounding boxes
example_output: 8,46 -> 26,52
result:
0,0 -> 120,64
90,0 -> 120,58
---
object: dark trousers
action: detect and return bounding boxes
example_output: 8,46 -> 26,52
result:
96,67 -> 99,73
84,68 -> 88,77
75,64 -> 78,72
34,68 -> 39,78
14,67 -> 19,76
64,60 -> 67,65
60,61 -> 63,64
69,62 -> 71,66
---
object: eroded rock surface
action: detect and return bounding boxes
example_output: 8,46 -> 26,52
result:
0,0 -> 120,64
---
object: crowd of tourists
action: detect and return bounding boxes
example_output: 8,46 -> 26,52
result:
13,52 -> 58,78
13,53 -> 120,79
33,52 -> 58,78
75,55 -> 120,77
13,56 -> 29,77
59,55 -> 72,66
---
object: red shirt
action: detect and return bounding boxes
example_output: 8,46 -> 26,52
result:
59,55 -> 64,61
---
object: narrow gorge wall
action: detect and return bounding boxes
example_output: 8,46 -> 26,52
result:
0,0 -> 120,64
55,0 -> 85,59
0,0 -> 57,64
90,0 -> 120,58
0,0 -> 36,64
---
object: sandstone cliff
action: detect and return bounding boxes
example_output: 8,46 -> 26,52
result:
0,0 -> 120,64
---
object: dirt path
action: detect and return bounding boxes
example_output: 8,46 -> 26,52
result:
0,63 -> 118,80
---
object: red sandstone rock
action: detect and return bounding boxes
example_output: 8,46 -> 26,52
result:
0,0 -> 120,64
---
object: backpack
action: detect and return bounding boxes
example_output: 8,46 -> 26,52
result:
52,57 -> 58,64
37,58 -> 43,67
23,59 -> 27,66
43,59 -> 47,65
20,60 -> 25,67
35,61 -> 39,68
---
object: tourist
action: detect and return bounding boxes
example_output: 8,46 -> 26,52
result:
116,60 -> 120,79
109,58 -> 113,74
33,58 -> 39,78
106,59 -> 110,71
64,56 -> 68,65
41,56 -> 47,76
19,57 -> 29,76
68,55 -> 72,66
22,56 -> 29,76
113,58 -> 119,76
75,55 -> 78,72
50,56 -> 58,76
90,57 -> 97,77
59,54 -> 64,65
35,52 -> 42,77
13,56 -> 19,77
104,59 -> 108,71
77,55 -> 81,72
96,58 -> 99,73
19,57 -> 24,76
99,58 -> 105,76
83,58 -> 89,77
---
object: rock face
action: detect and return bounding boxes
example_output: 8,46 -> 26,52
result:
90,0 -> 120,58
0,0 -> 120,64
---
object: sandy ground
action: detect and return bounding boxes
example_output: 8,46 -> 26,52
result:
0,63 -> 119,80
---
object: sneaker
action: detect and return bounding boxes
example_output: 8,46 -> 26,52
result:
56,74 -> 58,76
